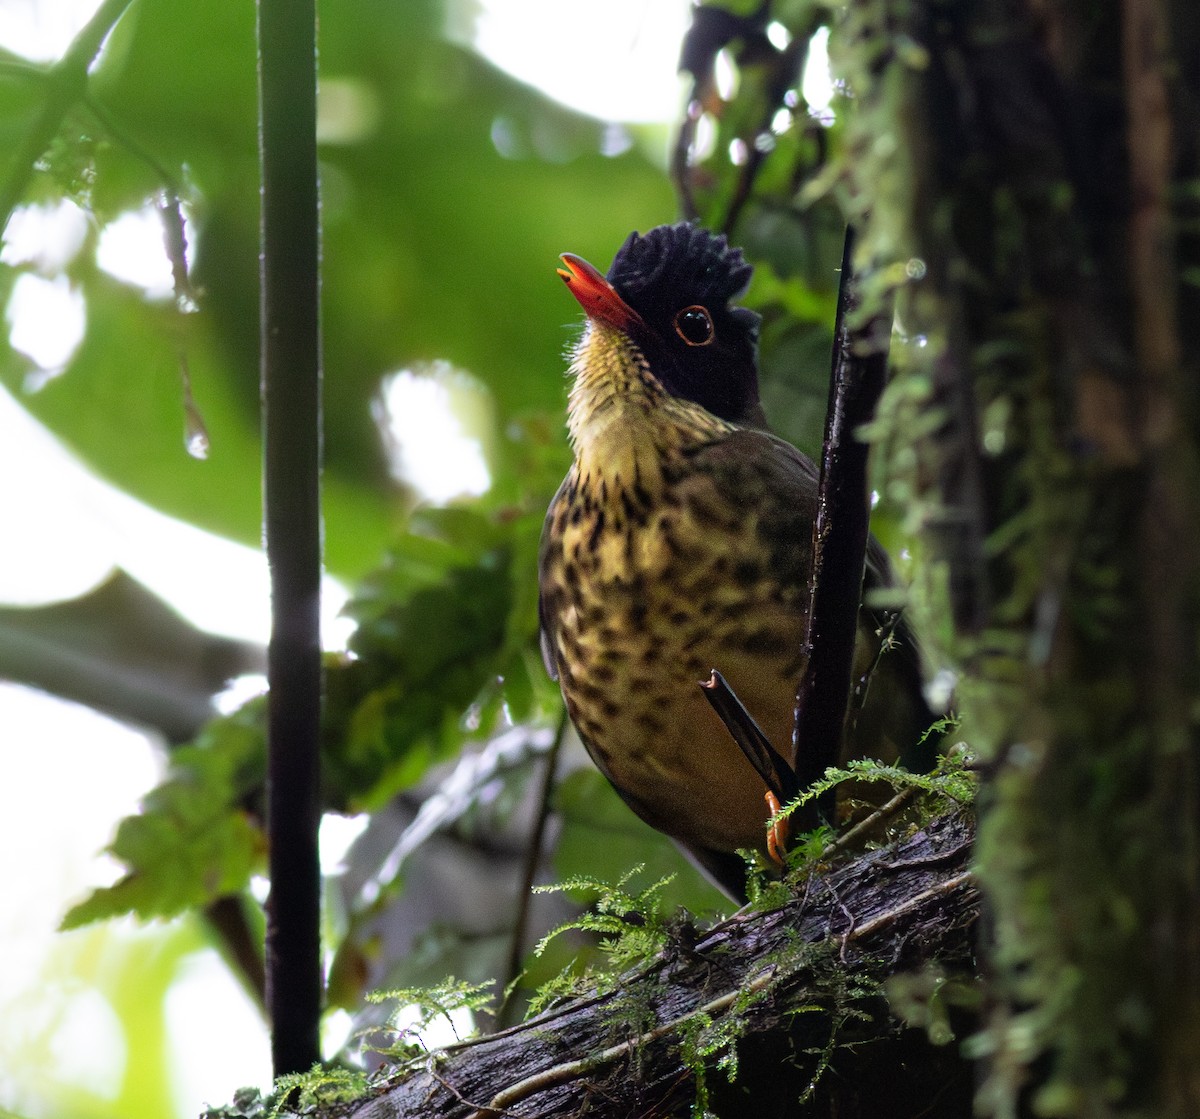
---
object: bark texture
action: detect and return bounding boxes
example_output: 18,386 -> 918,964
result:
839,0 -> 1200,1112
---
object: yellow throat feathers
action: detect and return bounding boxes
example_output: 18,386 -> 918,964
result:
566,321 -> 730,482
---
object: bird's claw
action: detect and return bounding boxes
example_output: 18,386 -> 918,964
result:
765,789 -> 790,868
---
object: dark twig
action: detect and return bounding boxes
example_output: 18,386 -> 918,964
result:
258,0 -> 323,1077
700,669 -> 798,803
81,94 -> 181,194
821,786 -> 918,860
79,95 -> 207,454
204,895 -> 267,1011
673,2 -> 782,228
718,37 -> 806,237
494,707 -> 570,1031
792,227 -> 893,830
671,101 -> 702,223
672,5 -> 752,220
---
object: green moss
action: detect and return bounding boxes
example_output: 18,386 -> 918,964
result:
365,978 -> 496,1056
201,1067 -> 369,1119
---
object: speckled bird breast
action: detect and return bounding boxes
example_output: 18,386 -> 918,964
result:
539,448 -> 810,858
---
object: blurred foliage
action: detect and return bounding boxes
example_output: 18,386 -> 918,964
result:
1,0 -> 676,579
330,501 -> 556,806
553,770 -> 729,915
0,0 -> 893,1102
7,0 -> 1190,1115
6,916 -> 217,1119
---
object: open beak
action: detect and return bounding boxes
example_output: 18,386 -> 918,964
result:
558,253 -> 645,334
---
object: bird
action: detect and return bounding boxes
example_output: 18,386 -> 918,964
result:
538,222 -> 935,901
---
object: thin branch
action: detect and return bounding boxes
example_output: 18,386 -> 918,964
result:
671,100 -> 702,223
0,0 -> 135,232
820,785 -> 917,860
791,227 -> 892,830
719,39 -> 806,237
204,895 -> 267,1011
81,94 -> 181,193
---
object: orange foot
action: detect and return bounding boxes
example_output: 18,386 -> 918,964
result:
765,790 -> 790,868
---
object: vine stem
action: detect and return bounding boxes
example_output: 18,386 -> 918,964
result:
258,0 -> 324,1078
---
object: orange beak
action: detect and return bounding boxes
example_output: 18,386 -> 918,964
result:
558,253 -> 645,334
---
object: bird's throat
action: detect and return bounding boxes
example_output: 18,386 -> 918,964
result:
566,322 -> 727,482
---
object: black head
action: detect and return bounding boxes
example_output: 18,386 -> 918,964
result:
606,223 -> 763,426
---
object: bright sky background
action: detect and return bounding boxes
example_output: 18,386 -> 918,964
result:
0,1 -> 708,1116
464,0 -> 693,122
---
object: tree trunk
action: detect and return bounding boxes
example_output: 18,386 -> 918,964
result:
840,0 -> 1200,1112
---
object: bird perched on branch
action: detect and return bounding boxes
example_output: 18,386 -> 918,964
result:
538,223 -> 934,900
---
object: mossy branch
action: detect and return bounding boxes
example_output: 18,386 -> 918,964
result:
318,811 -> 977,1119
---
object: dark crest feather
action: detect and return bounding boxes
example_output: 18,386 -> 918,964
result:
606,222 -> 753,308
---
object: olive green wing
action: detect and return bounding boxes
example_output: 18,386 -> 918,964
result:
691,427 -> 939,769
682,427 -> 820,593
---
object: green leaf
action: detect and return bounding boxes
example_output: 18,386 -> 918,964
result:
61,702 -> 267,928
328,505 -> 552,805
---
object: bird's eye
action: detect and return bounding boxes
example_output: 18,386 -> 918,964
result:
673,305 -> 715,346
